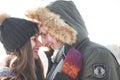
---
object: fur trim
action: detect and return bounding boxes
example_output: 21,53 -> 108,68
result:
0,13 -> 10,26
26,7 -> 77,45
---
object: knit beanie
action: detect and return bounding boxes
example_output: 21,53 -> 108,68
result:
0,14 -> 38,52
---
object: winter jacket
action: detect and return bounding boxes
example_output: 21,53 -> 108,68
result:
26,0 -> 120,80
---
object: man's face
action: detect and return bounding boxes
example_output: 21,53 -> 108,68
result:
39,27 -> 62,50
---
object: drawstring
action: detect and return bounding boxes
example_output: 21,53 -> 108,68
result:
46,45 -> 65,80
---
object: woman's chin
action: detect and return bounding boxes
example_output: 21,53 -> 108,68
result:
34,55 -> 39,59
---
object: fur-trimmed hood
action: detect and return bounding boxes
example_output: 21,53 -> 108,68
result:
26,0 -> 88,45
26,7 -> 77,45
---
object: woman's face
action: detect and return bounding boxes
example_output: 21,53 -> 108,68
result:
30,33 -> 41,59
39,27 -> 62,50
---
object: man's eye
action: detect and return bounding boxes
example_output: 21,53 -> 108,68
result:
43,34 -> 47,36
40,33 -> 47,37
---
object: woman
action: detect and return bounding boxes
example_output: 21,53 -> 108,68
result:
0,13 -> 44,80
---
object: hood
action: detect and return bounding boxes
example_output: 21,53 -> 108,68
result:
26,0 -> 88,45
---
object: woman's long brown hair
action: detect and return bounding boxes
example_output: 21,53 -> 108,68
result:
10,40 -> 45,80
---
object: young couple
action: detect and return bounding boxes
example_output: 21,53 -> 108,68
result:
0,0 -> 120,80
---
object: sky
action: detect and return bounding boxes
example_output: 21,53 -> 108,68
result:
75,0 -> 120,45
0,0 -> 120,62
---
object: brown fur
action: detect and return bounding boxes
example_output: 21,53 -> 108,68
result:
26,7 -> 77,45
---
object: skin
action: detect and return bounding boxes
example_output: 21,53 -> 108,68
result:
39,27 -> 63,50
30,33 -> 42,59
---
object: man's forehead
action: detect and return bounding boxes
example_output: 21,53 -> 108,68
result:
40,27 -> 47,33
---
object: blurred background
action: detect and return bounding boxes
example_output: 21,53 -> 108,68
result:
0,0 -> 120,71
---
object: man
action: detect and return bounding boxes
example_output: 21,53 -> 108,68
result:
26,0 -> 120,80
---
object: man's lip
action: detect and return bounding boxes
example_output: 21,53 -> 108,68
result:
46,43 -> 51,47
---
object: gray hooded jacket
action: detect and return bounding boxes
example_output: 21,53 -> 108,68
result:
47,1 -> 120,80
26,0 -> 120,80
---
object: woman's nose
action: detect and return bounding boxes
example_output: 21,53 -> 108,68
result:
37,40 -> 42,47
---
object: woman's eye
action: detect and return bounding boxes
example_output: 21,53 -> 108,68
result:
31,37 -> 37,41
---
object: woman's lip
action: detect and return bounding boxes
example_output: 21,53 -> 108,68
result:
33,49 -> 39,54
34,48 -> 39,51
